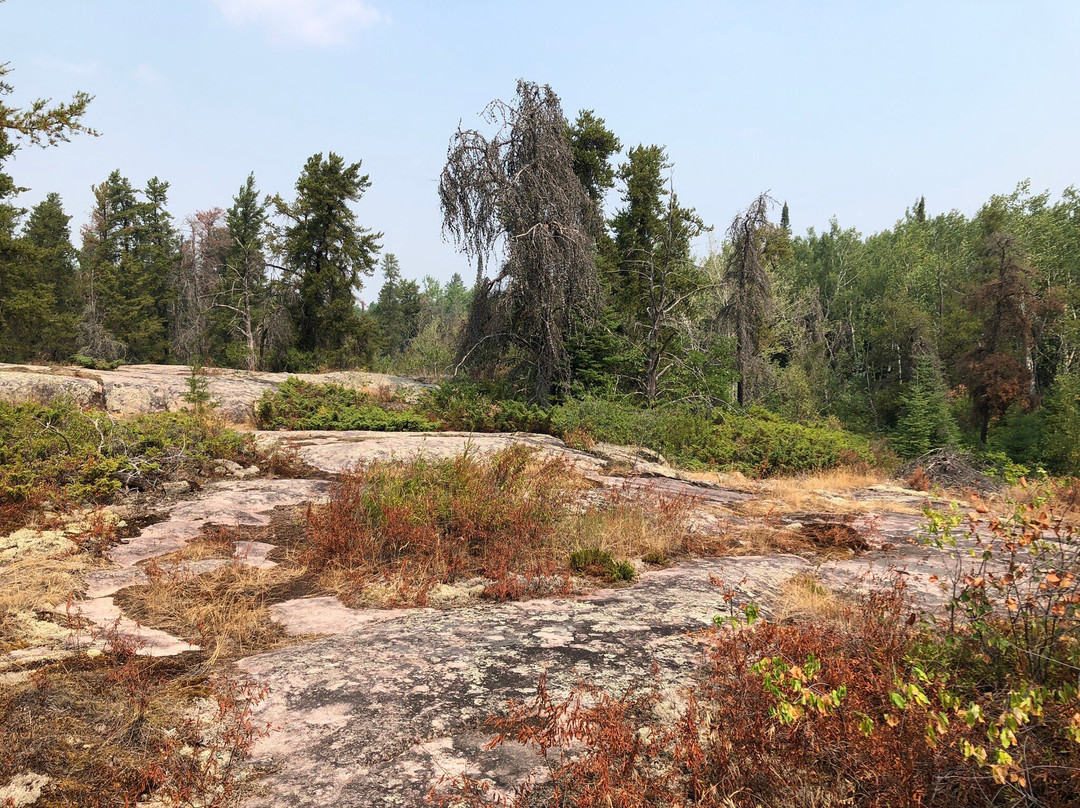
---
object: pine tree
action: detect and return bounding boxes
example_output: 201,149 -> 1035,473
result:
22,193 -> 79,359
0,58 -> 95,361
273,152 -> 382,367
892,353 -> 958,458
963,201 -> 1040,443
219,173 -> 271,370
780,201 -> 791,232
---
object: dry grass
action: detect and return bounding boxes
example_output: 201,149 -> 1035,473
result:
706,523 -> 860,559
155,524 -> 247,564
0,652 -> 268,808
0,555 -> 89,616
774,573 -> 847,623
712,524 -> 820,556
559,487 -> 696,566
729,467 -> 923,519
0,555 -> 92,652
115,561 -> 303,662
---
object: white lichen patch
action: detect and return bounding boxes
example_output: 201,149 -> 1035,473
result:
0,772 -> 52,808
0,508 -> 125,562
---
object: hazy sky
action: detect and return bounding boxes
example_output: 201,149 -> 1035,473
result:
4,0 -> 1079,293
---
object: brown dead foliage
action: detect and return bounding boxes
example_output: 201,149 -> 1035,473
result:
0,648 -> 267,808
435,584 -> 1080,808
303,447 -> 698,605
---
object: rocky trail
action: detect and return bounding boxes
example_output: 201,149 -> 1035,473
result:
1,417 -> 996,807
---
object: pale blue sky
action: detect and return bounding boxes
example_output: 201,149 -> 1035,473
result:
4,0 -> 1079,294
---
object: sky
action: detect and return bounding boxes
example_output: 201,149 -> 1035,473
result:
3,0 -> 1080,295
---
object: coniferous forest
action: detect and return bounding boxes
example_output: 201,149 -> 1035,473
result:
4,70 -> 1080,475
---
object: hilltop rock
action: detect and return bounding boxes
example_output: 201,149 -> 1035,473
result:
0,363 -> 430,423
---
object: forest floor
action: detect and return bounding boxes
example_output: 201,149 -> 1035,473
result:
1,422 -> 1014,808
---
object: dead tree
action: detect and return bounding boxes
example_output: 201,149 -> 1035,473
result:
723,194 -> 775,406
439,80 -> 598,405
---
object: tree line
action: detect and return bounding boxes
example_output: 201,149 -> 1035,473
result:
440,81 -> 1080,470
1,150 -> 470,374
3,68 -> 1080,471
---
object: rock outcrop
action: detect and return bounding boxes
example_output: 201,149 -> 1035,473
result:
0,363 -> 429,423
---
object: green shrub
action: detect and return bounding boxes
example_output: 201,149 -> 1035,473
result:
550,398 -> 878,475
568,545 -> 615,571
607,559 -> 637,582
71,354 -> 123,370
1039,372 -> 1080,475
568,545 -> 637,582
254,378 -> 435,432
418,379 -> 551,433
261,379 -> 880,476
0,400 -> 257,513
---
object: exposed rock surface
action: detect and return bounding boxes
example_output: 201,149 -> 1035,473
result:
239,508 -> 982,808
62,478 -> 329,656
0,427 -> 1008,807
0,772 -> 52,808
253,429 -> 607,475
0,363 -> 429,423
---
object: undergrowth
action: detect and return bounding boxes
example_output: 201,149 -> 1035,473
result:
436,484 -> 1080,807
304,447 -> 695,605
0,399 -> 262,532
254,377 -> 435,431
257,377 -> 883,477
0,642 -> 268,808
305,446 -> 577,604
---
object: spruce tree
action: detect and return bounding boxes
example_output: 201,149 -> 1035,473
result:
893,353 -> 958,458
136,177 -> 180,361
566,109 -> 621,209
610,144 -> 706,400
22,193 -> 79,359
79,171 -> 139,361
0,58 -> 95,361
219,173 -> 270,370
273,153 -> 382,367
77,172 -> 179,362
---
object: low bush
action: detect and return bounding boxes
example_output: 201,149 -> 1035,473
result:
259,378 -> 881,476
567,545 -> 635,581
304,448 -> 699,605
254,377 -> 435,431
417,378 -> 552,433
305,447 -> 576,604
552,398 -> 880,475
0,399 -> 259,529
